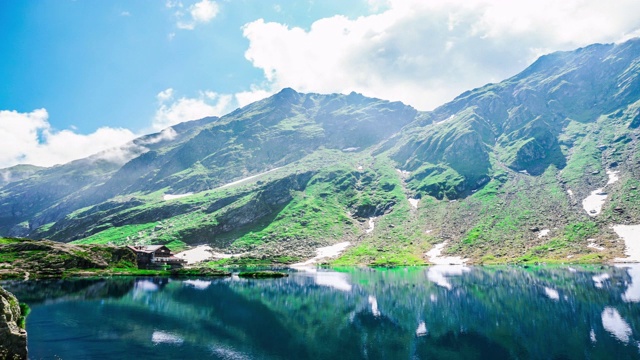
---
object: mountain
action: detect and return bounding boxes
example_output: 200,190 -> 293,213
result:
1,39 -> 640,265
0,165 -> 45,187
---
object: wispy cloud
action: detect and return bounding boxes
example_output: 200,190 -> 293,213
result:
153,88 -> 233,130
172,0 -> 219,30
0,109 -> 137,168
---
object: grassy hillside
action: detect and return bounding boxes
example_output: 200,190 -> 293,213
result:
1,40 -> 640,266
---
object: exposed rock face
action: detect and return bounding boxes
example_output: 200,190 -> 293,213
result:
0,287 -> 27,360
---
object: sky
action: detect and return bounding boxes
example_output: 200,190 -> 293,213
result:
1,0 -> 640,168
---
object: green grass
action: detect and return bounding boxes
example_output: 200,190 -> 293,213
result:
18,303 -> 30,329
0,238 -> 23,244
564,222 -> 598,242
238,271 -> 289,278
72,222 -> 159,246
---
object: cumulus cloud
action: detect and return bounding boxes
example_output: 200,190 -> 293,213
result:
175,0 -> 219,30
242,0 -> 640,110
0,109 -> 137,168
153,89 -> 234,130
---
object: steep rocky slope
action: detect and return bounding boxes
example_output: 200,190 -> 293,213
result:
0,39 -> 639,265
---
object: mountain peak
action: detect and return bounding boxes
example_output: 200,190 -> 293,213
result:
274,87 -> 300,101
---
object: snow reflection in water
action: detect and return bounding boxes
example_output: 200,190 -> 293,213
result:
601,307 -> 633,343
183,280 -> 212,290
616,264 -> 640,302
10,266 -> 640,360
152,331 -> 184,345
427,265 -> 469,290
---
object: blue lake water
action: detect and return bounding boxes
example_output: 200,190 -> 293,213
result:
3,265 -> 640,359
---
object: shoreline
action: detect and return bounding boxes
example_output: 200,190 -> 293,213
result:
1,261 -> 636,282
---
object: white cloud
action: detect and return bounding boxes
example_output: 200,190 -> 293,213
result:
0,109 -> 137,168
120,11 -> 131,17
166,1 -> 183,9
242,0 -> 640,110
153,91 -> 233,130
176,0 -> 219,30
234,86 -> 274,107
152,86 -> 275,130
157,88 -> 175,102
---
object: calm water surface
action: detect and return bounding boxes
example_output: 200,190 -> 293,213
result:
3,265 -> 640,359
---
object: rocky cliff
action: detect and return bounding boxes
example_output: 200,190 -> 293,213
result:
0,287 -> 27,360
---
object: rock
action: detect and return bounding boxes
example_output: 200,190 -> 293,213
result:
529,227 -> 540,232
0,286 -> 27,360
613,207 -> 624,214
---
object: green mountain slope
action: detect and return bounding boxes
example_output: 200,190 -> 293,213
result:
1,40 -> 640,265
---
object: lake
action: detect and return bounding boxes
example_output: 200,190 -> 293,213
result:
3,265 -> 640,359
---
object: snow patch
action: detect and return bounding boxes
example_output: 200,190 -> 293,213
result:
163,192 -> 194,201
175,245 -> 213,264
538,229 -> 550,238
581,170 -> 621,216
606,169 -> 620,185
175,245 -> 244,264
602,307 -> 632,343
613,225 -> 640,263
290,242 -> 351,268
582,188 -> 607,216
366,217 -> 376,234
567,189 -> 574,198
588,242 -> 606,251
426,242 -> 468,265
217,168 -> 281,190
408,198 -> 420,209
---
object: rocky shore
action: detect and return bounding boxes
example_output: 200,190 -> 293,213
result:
0,286 -> 27,360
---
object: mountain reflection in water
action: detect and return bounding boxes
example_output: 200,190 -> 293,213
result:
3,265 -> 640,359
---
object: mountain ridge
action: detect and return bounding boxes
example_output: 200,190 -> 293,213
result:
1,39 -> 640,265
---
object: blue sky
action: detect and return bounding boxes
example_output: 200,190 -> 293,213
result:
0,0 -> 374,133
1,0 -> 640,168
